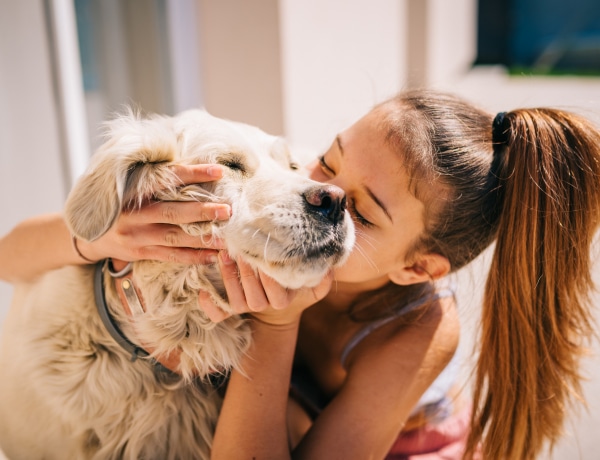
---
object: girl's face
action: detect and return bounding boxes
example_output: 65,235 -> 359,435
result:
308,108 -> 430,290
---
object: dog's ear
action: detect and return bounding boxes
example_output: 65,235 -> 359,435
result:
64,112 -> 179,241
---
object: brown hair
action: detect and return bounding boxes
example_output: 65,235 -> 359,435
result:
378,90 -> 600,459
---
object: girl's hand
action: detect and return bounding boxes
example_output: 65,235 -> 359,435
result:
199,251 -> 333,326
75,164 -> 231,265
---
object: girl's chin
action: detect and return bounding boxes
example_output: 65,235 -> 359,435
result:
331,267 -> 390,290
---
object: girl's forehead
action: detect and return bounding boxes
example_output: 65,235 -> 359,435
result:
341,112 -> 390,149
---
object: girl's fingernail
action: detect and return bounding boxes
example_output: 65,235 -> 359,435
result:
214,206 -> 231,220
220,251 -> 235,265
212,237 -> 227,249
207,165 -> 223,178
206,253 -> 218,264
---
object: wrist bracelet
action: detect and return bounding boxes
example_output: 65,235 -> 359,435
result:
72,235 -> 96,263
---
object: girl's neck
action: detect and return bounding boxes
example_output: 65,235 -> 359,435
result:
320,276 -> 391,313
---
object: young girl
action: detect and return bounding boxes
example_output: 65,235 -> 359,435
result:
1,90 -> 599,459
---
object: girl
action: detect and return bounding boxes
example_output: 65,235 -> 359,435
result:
1,90 -> 599,459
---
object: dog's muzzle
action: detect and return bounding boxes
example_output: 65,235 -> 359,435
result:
303,184 -> 347,225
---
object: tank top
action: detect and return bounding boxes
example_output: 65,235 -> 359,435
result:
290,279 -> 459,420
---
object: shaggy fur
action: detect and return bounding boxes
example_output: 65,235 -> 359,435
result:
0,110 -> 354,459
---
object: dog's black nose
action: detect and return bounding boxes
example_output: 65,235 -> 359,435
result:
303,185 -> 347,224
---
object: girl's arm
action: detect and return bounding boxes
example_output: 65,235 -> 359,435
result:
205,257 -> 460,460
207,253 -> 332,459
0,213 -> 87,283
213,319 -> 301,459
0,164 -> 230,284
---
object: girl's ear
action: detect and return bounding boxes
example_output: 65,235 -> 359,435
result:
388,253 -> 451,285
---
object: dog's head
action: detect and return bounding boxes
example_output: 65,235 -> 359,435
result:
65,109 -> 355,290
64,109 -> 356,378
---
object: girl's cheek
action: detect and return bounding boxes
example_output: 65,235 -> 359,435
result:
309,168 -> 327,182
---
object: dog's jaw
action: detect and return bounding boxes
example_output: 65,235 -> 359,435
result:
223,208 -> 355,289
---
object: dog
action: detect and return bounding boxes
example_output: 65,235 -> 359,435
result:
0,109 -> 355,459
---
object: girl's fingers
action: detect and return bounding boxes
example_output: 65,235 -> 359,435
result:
128,201 -> 231,225
138,246 -> 220,265
169,164 -> 224,184
198,290 -> 232,323
258,271 -> 293,310
202,253 -> 334,325
218,251 -> 250,314
236,258 -> 270,312
127,223 -> 226,250
306,270 -> 334,303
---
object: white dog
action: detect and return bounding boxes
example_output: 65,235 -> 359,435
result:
0,110 -> 354,459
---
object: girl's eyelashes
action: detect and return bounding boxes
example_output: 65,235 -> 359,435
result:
318,154 -> 333,174
318,154 -> 374,228
348,198 -> 374,228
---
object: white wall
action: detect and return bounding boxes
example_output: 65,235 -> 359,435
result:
279,0 -> 406,154
197,0 -> 284,135
0,1 -> 68,324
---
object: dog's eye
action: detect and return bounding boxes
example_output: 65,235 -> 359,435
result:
219,158 -> 246,173
289,162 -> 299,171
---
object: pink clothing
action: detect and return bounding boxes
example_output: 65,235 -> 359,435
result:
386,404 -> 475,460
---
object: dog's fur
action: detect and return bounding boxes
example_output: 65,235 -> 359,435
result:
0,110 -> 354,459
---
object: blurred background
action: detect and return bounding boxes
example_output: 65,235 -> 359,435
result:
1,0 -> 600,458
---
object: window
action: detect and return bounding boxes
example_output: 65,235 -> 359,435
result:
477,0 -> 600,74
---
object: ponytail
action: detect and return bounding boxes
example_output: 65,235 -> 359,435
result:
381,91 -> 600,458
466,109 -> 600,459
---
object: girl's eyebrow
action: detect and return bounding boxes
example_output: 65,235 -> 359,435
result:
336,135 -> 343,154
338,134 -> 393,223
365,186 -> 393,223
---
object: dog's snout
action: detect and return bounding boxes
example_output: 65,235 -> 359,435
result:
303,185 -> 347,224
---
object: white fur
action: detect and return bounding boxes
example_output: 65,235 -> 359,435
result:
0,110 -> 354,459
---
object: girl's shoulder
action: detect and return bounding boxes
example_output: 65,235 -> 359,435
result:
341,277 -> 458,369
338,293 -> 460,448
343,290 -> 460,416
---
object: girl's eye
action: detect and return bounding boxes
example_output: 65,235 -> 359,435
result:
348,198 -> 373,228
318,155 -> 334,174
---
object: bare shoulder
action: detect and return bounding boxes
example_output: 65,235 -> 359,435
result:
323,297 -> 461,456
345,295 -> 460,392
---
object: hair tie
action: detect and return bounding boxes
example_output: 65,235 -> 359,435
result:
489,112 -> 509,181
492,112 -> 509,152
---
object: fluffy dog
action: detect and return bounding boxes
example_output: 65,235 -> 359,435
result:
0,110 -> 354,459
